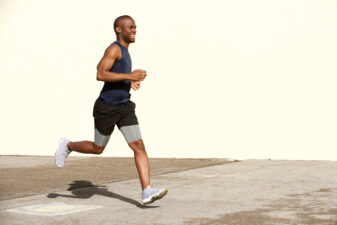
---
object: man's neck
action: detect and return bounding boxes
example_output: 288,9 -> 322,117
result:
117,38 -> 129,49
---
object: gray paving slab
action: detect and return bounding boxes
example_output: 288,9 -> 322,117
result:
1,160 -> 337,225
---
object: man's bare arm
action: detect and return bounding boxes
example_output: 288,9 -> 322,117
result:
96,44 -> 147,82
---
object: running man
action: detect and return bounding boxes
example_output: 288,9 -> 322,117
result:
55,15 -> 167,205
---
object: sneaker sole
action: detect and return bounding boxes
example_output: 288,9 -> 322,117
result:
143,188 -> 168,205
55,149 -> 63,168
55,138 -> 67,168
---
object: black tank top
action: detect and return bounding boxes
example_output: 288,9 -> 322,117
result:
98,41 -> 132,105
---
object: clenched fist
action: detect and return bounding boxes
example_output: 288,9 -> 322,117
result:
130,69 -> 147,81
131,81 -> 141,91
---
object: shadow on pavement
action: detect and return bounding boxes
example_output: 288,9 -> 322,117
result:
47,180 -> 158,209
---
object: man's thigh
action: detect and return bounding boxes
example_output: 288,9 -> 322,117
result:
117,101 -> 142,143
93,99 -> 121,146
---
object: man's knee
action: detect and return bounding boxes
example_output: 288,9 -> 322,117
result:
93,143 -> 105,154
128,139 -> 145,152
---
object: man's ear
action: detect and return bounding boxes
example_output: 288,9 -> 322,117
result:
115,27 -> 122,34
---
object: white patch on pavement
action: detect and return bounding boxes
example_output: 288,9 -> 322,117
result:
6,202 -> 102,216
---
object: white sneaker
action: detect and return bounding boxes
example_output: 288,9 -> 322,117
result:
142,186 -> 168,205
55,137 -> 71,168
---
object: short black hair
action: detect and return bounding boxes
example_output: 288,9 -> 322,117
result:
114,15 -> 133,34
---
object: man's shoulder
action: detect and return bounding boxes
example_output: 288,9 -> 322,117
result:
104,42 -> 122,59
107,42 -> 121,52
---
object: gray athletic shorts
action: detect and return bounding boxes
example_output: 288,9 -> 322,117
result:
93,99 -> 142,146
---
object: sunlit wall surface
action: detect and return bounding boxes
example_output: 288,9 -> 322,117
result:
1,0 -> 336,159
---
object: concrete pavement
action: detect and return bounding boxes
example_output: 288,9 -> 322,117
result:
1,157 -> 337,225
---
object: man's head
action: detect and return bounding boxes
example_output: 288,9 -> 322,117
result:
114,15 -> 136,43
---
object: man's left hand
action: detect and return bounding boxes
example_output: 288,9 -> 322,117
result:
131,81 -> 141,91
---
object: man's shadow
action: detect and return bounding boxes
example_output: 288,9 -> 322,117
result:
47,180 -> 158,209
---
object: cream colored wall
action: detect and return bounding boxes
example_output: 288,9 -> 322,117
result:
1,0 -> 336,159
